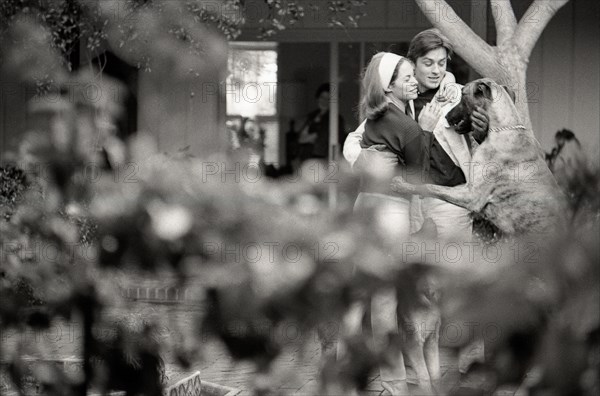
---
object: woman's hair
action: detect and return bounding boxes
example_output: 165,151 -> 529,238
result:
359,53 -> 412,120
239,117 -> 264,143
407,28 -> 454,63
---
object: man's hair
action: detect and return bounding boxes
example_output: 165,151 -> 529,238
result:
315,83 -> 330,98
407,28 -> 454,62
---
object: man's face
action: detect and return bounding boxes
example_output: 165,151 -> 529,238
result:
317,91 -> 330,112
414,47 -> 448,92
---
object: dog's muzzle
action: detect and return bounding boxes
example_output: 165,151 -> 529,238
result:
446,105 -> 472,134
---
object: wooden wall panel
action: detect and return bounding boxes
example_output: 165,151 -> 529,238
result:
526,0 -> 599,159
137,71 -> 226,157
387,0 -> 430,29
0,77 -> 31,158
538,2 -> 574,151
186,74 -> 226,156
572,0 -> 600,160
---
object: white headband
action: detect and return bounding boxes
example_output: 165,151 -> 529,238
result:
378,53 -> 403,92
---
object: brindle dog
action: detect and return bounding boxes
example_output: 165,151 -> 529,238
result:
392,78 -> 566,236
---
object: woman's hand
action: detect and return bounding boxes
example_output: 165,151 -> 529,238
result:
418,102 -> 443,131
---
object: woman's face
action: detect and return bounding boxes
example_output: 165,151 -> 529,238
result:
244,120 -> 260,139
317,91 -> 330,112
388,61 -> 418,102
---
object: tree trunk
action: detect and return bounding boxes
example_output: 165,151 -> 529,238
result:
412,0 -> 570,142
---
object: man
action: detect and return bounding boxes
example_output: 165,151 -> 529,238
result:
343,29 -> 488,394
298,83 -> 346,163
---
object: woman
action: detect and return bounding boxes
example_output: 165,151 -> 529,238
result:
355,52 -> 441,244
547,129 -> 586,193
234,117 -> 266,169
352,52 -> 441,395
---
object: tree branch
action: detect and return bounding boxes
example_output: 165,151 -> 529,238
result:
413,0 -> 497,77
490,0 -> 517,46
514,0 -> 570,60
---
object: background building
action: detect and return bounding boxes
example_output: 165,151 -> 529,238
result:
1,0 -> 598,164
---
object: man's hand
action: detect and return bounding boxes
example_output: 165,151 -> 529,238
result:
353,145 -> 397,176
435,82 -> 460,104
298,130 -> 317,144
471,106 -> 489,141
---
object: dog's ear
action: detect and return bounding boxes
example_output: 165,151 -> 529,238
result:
475,81 -> 493,99
502,85 -> 517,103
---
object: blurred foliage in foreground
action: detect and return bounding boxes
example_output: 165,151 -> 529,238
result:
1,2 -> 600,396
2,102 -> 598,394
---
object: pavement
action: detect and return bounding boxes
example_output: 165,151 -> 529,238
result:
181,335 -> 485,395
2,274 -> 491,396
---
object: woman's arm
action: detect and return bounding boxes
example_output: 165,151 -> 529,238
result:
373,108 -> 428,184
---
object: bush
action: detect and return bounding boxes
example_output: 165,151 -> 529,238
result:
0,164 -> 28,221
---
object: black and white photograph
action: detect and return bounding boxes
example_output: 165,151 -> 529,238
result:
1,1 -> 598,395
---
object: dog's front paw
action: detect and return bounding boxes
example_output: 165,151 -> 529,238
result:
382,380 -> 410,396
390,176 -> 415,194
411,379 -> 436,396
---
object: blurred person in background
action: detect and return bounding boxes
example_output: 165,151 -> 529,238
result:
232,117 -> 266,170
297,83 -> 346,163
546,129 -> 586,191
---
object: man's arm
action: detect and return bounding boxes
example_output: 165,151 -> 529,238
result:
343,120 -> 398,174
435,72 -> 457,103
342,120 -> 366,167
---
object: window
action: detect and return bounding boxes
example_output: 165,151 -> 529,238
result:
227,42 -> 279,164
227,43 -> 278,117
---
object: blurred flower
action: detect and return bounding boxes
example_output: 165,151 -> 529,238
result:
0,15 -> 67,84
148,202 -> 193,241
